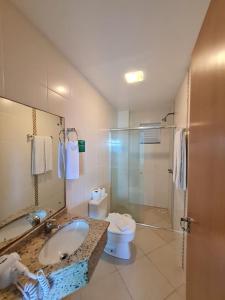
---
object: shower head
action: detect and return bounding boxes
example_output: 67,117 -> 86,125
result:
161,112 -> 175,122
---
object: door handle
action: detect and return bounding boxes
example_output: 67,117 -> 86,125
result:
168,168 -> 173,174
180,217 -> 195,233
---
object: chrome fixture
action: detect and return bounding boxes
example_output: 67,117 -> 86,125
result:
168,168 -> 173,174
27,134 -> 53,141
110,125 -> 176,131
44,219 -> 60,233
180,217 -> 195,233
161,112 -> 175,122
27,214 -> 41,226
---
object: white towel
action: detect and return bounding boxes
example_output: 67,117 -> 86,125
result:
45,136 -> 53,172
32,136 -> 45,175
66,141 -> 79,180
116,218 -> 130,232
32,136 -> 53,175
173,129 -> 187,190
58,141 -> 65,178
108,213 -> 130,232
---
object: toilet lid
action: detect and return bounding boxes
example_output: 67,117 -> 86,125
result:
106,213 -> 136,234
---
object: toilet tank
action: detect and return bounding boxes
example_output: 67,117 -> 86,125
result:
88,194 -> 108,220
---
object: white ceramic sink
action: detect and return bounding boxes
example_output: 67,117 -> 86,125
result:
39,220 -> 89,265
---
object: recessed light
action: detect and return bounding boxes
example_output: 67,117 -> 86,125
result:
124,70 -> 144,84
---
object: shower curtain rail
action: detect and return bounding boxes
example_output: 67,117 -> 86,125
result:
110,125 -> 176,131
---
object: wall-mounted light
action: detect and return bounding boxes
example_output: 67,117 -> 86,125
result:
124,70 -> 144,84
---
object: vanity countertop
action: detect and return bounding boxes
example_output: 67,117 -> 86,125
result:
1,213 -> 109,300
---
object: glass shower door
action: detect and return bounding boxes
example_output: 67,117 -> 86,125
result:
110,129 -> 144,222
110,127 -> 174,229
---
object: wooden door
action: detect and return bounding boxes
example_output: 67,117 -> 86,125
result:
187,0 -> 225,299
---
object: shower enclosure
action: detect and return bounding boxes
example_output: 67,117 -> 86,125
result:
110,125 -> 175,229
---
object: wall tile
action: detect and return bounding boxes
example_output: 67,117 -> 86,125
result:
1,0 -> 48,108
46,45 -> 72,99
47,89 -> 66,117
0,0 -> 116,216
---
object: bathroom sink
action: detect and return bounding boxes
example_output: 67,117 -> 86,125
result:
38,219 -> 89,265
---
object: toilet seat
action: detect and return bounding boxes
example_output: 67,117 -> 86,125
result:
106,213 -> 136,235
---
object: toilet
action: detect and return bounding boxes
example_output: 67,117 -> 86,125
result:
88,195 -> 136,260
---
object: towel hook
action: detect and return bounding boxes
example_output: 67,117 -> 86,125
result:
66,128 -> 78,142
59,129 -> 65,143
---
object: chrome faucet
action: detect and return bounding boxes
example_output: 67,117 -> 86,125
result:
27,214 -> 41,226
44,218 -> 60,233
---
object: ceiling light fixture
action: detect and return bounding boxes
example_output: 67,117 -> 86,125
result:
124,70 -> 144,84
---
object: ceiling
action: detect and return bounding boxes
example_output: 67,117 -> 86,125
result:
11,0 -> 210,111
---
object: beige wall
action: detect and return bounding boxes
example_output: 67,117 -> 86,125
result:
173,73 -> 189,230
0,0 -> 116,216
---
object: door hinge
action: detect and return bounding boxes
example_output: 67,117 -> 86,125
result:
180,217 -> 195,233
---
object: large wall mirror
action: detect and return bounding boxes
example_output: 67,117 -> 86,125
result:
0,97 -> 65,249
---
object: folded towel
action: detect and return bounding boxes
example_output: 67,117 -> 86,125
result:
173,129 -> 187,190
108,213 -> 131,232
116,218 -> 130,232
66,141 -> 79,180
32,136 -> 53,175
58,141 -> 65,178
44,136 -> 53,172
32,136 -> 45,175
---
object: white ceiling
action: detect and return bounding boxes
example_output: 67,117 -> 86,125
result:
11,0 -> 210,111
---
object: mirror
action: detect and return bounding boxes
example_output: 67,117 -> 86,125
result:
0,97 -> 66,248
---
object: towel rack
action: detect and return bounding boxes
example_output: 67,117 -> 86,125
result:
27,134 -> 53,141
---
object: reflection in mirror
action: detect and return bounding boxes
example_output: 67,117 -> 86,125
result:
0,97 -> 66,248
0,209 -> 48,243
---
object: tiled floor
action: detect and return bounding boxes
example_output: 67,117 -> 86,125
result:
66,225 -> 186,300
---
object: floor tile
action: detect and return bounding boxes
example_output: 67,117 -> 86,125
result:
118,256 -> 174,300
169,238 -> 184,255
134,227 -> 166,254
81,272 -> 132,300
64,290 -> 82,300
155,229 -> 181,243
148,243 -> 185,288
101,242 -> 145,271
157,218 -> 173,229
90,255 -> 117,282
165,291 -> 183,300
176,284 -> 186,299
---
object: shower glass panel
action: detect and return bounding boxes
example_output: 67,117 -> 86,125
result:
110,127 -> 174,229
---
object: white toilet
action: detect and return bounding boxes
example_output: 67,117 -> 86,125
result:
89,195 -> 136,260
